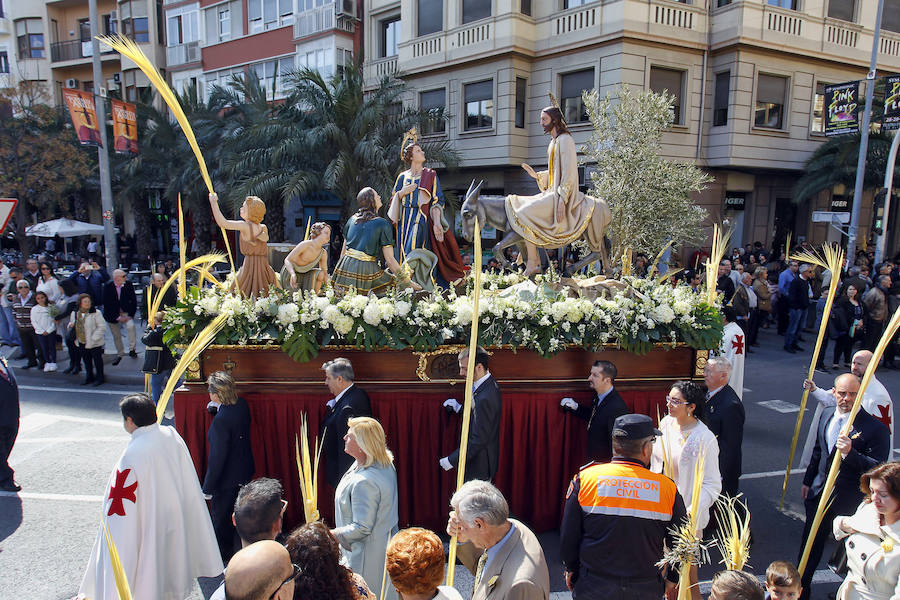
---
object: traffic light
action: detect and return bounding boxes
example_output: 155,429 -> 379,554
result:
872,188 -> 887,236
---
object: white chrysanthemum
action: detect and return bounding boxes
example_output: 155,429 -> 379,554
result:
395,300 -> 411,317
334,315 -> 354,335
322,305 -> 342,325
276,303 -> 299,326
649,305 -> 675,324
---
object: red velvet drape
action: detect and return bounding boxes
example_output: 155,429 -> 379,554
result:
174,389 -> 665,533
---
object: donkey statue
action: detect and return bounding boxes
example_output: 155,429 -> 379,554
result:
458,180 -> 612,276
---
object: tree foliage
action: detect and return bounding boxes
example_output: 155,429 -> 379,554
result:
582,86 -> 711,267
0,81 -> 94,256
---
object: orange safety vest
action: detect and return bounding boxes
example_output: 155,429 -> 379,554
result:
577,461 -> 677,521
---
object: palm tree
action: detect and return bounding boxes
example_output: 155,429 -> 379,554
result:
223,63 -> 459,228
793,131 -> 900,203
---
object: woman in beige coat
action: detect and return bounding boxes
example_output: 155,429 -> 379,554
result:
69,293 -> 106,386
752,267 -> 772,323
833,462 -> 900,600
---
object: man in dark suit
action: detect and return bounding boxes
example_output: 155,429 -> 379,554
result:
785,263 -> 811,353
320,357 -> 372,489
102,269 -> 138,366
441,347 -> 501,482
560,360 -> 628,463
0,356 -> 20,492
68,261 -> 109,308
797,373 -> 890,599
702,356 -> 745,497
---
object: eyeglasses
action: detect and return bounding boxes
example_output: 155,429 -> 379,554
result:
280,498 -> 288,516
40,267 -> 50,271
665,395 -> 688,406
269,564 -> 302,598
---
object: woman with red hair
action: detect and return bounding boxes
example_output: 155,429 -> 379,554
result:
386,528 -> 463,600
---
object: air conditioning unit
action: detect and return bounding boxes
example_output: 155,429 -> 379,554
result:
65,78 -> 80,89
113,72 -> 121,83
336,0 -> 357,19
109,10 -> 117,20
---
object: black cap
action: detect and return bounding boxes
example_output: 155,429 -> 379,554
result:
612,414 -> 661,440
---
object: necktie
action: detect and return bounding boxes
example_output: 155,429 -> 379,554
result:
827,414 -> 845,453
473,550 -> 488,591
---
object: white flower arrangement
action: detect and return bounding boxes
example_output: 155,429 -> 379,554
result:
164,275 -> 723,361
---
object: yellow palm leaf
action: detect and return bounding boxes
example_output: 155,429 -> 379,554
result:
103,519 -> 134,600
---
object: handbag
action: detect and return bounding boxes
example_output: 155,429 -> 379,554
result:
827,540 -> 849,576
142,346 -> 163,375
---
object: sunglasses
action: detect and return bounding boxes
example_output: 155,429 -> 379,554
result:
269,564 -> 302,598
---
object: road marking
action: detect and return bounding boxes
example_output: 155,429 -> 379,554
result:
740,468 -> 799,480
21,412 -> 124,428
758,399 -> 804,413
18,384 -> 137,396
16,436 -> 127,444
0,491 -> 104,502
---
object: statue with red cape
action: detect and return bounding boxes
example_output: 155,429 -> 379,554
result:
387,129 -> 466,291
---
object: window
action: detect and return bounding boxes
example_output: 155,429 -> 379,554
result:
464,79 -> 493,130
811,81 -> 829,134
0,51 -> 8,74
767,0 -> 797,8
755,73 -> 787,129
251,57 -> 293,99
828,0 -> 856,21
563,0 -> 593,7
515,77 -> 527,129
882,0 -> 900,34
167,12 -> 199,45
380,17 -> 400,58
0,1 -> 4,19
420,88 -> 446,135
717,0 -> 732,5
121,0 -> 150,43
418,0 -> 442,36
249,0 -> 292,33
649,66 -> 684,125
298,47 -> 335,77
521,0 -> 532,16
218,7 -> 231,41
16,19 -> 45,59
560,69 -> 593,124
103,13 -> 118,35
462,0 -> 491,24
713,71 -> 730,126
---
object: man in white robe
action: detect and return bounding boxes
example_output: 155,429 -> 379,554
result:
717,306 -> 746,400
79,393 -> 223,600
801,350 -> 894,466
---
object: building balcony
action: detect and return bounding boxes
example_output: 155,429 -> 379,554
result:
166,41 -> 200,66
295,1 -> 355,39
364,55 -> 398,84
50,39 -> 116,64
710,1 -> 900,71
0,16 -> 12,36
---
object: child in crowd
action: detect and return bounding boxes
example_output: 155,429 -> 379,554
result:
765,561 -> 802,600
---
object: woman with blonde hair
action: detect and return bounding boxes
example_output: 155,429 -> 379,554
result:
386,528 -> 463,600
208,192 -> 279,298
202,370 -> 254,562
333,416 -> 399,600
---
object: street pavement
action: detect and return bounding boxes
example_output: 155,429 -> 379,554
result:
0,319 -> 897,599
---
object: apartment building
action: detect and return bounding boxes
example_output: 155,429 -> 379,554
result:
162,0 -> 361,102
362,0 -> 900,255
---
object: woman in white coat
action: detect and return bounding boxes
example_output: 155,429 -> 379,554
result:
833,462 -> 900,600
333,417 -> 399,600
651,380 -> 721,600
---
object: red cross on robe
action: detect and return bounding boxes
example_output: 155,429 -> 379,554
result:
107,468 -> 138,517
731,334 -> 745,355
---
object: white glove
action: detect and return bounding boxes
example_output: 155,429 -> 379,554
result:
443,398 -> 462,413
439,457 -> 453,471
560,397 -> 579,411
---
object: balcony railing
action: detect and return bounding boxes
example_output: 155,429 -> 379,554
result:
50,39 -> 115,63
167,41 -> 200,66
295,2 -> 334,37
368,55 -> 398,80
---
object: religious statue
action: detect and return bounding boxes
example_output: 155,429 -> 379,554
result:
280,221 -> 331,295
387,129 -> 466,291
332,187 -> 417,296
458,106 -> 611,276
208,192 -> 280,299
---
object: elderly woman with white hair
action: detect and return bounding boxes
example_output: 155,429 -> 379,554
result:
332,416 -> 399,599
